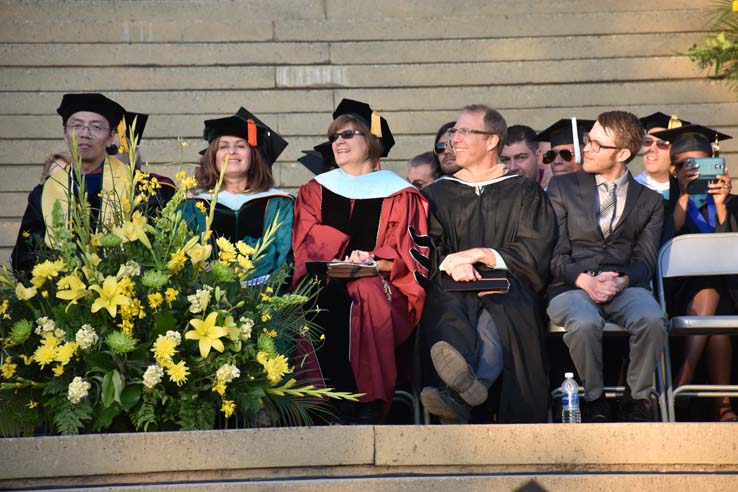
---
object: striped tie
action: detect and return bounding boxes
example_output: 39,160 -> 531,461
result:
599,182 -> 616,238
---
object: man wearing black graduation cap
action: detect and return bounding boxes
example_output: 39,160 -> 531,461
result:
11,93 -> 129,273
536,118 -> 595,177
547,110 -> 667,422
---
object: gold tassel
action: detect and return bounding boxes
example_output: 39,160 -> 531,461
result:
667,115 -> 683,130
370,111 -> 383,138
116,119 -> 129,154
247,119 -> 257,147
712,136 -> 720,157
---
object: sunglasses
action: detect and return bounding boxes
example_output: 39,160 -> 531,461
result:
643,137 -> 670,150
329,129 -> 365,142
433,141 -> 451,155
542,149 -> 574,164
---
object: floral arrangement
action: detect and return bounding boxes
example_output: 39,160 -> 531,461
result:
0,132 -> 355,436
682,1 -> 738,95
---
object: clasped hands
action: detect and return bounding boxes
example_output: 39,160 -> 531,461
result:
340,249 -> 393,274
576,271 -> 628,304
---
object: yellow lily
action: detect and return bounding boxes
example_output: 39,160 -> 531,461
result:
89,276 -> 130,318
56,272 -> 87,304
186,311 -> 228,358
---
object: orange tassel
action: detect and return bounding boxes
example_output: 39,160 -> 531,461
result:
116,119 -> 129,154
247,119 -> 257,147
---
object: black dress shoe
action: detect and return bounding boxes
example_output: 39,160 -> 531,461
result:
582,394 -> 610,423
622,398 -> 654,422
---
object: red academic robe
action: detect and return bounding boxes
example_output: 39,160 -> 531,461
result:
292,178 -> 429,405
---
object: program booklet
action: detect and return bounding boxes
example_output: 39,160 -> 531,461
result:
306,260 -> 379,279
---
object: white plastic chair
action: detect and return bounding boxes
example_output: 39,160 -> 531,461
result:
656,232 -> 738,422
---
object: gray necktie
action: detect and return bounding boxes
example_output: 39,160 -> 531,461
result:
599,182 -> 616,238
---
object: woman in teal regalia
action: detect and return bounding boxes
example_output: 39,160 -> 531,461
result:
181,108 -> 293,280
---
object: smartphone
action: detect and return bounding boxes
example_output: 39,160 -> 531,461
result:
685,157 -> 726,195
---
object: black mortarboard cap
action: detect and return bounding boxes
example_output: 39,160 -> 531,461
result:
332,98 -> 395,157
56,93 -> 125,129
651,124 -> 732,158
122,112 -> 148,141
203,108 -> 288,166
297,141 -> 336,175
535,118 -> 595,147
638,112 -> 690,132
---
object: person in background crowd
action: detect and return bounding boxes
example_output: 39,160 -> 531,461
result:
536,118 -> 595,177
651,123 -> 738,422
420,104 -> 556,424
434,121 -> 459,175
500,125 -> 540,183
547,110 -> 667,423
291,99 -> 429,424
537,139 -> 553,189
181,107 -> 293,281
11,93 -> 129,274
407,151 -> 440,189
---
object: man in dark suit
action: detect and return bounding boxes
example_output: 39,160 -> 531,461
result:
547,110 -> 668,422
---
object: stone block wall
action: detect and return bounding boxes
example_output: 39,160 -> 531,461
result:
1,0 -> 736,263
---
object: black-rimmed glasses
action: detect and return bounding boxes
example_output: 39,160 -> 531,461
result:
65,122 -> 110,136
329,129 -> 365,142
583,134 -> 621,153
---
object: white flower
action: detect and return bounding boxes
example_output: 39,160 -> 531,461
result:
117,260 -> 141,278
165,330 -> 181,346
239,317 -> 254,339
67,377 -> 91,404
216,363 -> 240,384
75,324 -> 99,350
187,285 -> 213,314
35,316 -> 56,336
143,364 -> 164,389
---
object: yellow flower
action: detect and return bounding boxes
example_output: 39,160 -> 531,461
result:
0,299 -> 10,320
118,277 -> 135,296
1,357 -> 17,379
237,255 -> 253,272
175,169 -> 187,182
187,243 -> 212,267
216,237 -> 237,263
55,341 -> 78,365
30,259 -> 65,288
164,288 -> 179,307
22,230 -> 30,238
33,335 -> 59,369
195,201 -> 208,214
260,293 -> 272,302
52,364 -> 65,377
257,352 -> 292,385
186,311 -> 228,358
56,272 -> 87,304
212,380 -> 227,396
733,1 -> 737,12
236,242 -> 255,256
27,400 -> 38,409
15,283 -> 37,301
166,360 -> 189,386
221,399 -> 236,418
265,287 -> 274,294
152,334 -> 178,367
167,249 -> 187,273
148,292 -> 163,310
20,354 -> 33,365
261,313 -> 271,323
89,276 -> 130,318
90,232 -> 102,247
113,221 -> 138,243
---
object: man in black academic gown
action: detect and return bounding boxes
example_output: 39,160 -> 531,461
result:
420,104 -> 557,423
11,93 -> 126,274
547,111 -> 668,422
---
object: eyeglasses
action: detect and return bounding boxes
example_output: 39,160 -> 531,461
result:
329,129 -> 364,142
65,122 -> 110,136
583,134 -> 620,153
433,141 -> 451,155
447,127 -> 496,137
643,137 -> 670,150
542,149 -> 574,164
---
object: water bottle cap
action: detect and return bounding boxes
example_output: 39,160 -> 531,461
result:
564,372 -> 573,378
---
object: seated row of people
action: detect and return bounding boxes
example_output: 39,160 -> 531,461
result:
11,93 -> 737,425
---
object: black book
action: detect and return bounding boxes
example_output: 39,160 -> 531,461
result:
441,267 -> 509,294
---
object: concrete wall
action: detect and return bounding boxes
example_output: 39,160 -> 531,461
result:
1,0 -> 737,264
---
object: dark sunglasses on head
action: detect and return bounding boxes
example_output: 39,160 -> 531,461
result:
542,149 -> 574,164
643,137 -> 670,150
433,141 -> 451,155
329,129 -> 365,142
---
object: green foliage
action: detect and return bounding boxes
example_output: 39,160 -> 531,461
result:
683,1 -> 738,94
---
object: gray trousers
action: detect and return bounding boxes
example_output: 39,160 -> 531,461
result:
547,287 -> 667,401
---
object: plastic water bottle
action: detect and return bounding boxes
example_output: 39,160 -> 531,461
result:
561,372 -> 581,423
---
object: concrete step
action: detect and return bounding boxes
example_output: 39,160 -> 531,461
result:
1,424 -> 737,491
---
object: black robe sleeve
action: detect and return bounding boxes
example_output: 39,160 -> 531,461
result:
11,185 -> 47,276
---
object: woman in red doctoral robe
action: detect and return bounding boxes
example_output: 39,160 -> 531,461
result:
291,99 -> 429,423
